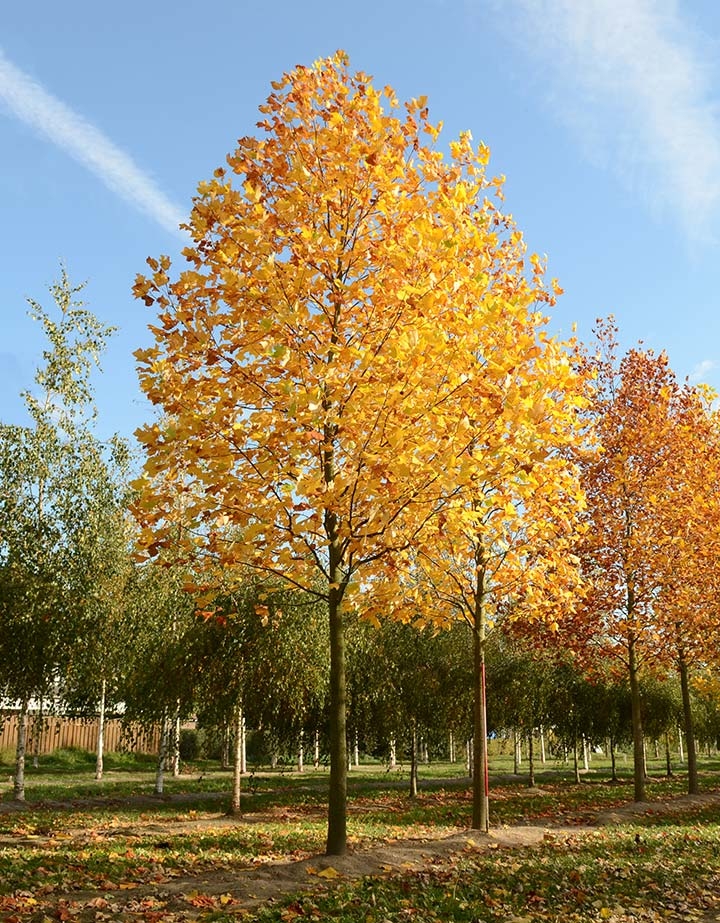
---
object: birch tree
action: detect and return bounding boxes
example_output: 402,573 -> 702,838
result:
0,269 -> 115,799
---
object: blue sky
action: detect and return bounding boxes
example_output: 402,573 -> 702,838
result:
2,0 -> 720,442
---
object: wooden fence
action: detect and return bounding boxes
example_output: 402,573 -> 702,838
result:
0,713 -> 161,756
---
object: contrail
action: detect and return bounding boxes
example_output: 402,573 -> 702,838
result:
0,49 -> 186,236
492,0 -> 720,241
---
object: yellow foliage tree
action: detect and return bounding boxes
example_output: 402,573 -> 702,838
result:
651,385 -> 720,794
394,328 -> 588,830
133,52 -> 584,854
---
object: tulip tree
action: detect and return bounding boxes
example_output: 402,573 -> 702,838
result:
650,386 -> 720,794
401,326 -> 588,829
133,52 -> 576,854
570,321 -> 714,802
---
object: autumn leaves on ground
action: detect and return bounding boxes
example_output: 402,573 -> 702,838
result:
1,753 -> 720,922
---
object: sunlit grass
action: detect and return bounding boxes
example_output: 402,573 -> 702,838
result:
243,821 -> 720,923
0,752 -> 718,922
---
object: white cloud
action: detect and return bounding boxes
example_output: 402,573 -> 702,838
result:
493,0 -> 720,239
0,49 -> 185,236
688,358 -> 717,382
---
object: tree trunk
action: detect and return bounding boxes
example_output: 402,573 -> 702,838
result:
471,615 -> 489,831
582,736 -> 590,771
628,638 -> 646,802
678,726 -> 684,763
13,699 -> 29,802
155,718 -> 168,795
409,726 -> 418,798
466,739 -> 473,779
298,730 -> 304,773
572,732 -> 581,784
32,709 -> 42,769
539,727 -> 546,764
314,728 -> 320,769
96,678 -> 107,781
664,731 -> 673,778
678,648 -> 699,795
172,704 -> 181,777
221,721 -> 231,770
610,736 -> 618,782
353,731 -> 359,768
325,580 -> 347,856
230,704 -> 243,815
240,712 -> 247,774
448,731 -> 455,764
513,729 -> 522,773
527,732 -> 535,787
389,737 -> 396,769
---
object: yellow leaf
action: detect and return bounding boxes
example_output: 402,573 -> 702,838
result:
317,866 -> 341,879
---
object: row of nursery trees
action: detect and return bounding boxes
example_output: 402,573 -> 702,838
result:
2,53 -> 720,856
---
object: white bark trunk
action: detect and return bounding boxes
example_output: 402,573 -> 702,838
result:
155,719 -> 168,795
14,700 -> 29,802
172,705 -> 181,777
31,710 -> 42,769
96,678 -> 107,780
240,712 -> 246,774
514,730 -> 522,772
231,705 -> 243,814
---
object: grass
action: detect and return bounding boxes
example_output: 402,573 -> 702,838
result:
0,751 -> 719,921
246,822 -> 720,923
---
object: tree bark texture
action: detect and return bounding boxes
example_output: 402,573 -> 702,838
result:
678,649 -> 699,795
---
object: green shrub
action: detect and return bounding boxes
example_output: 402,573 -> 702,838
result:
179,728 -> 200,761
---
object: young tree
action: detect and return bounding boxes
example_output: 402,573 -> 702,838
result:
0,270 -> 116,799
400,331 -> 589,829
347,616 -> 471,795
192,579 -> 329,811
570,321 -> 714,802
62,441 -> 134,780
650,387 -> 720,793
119,559 -> 198,794
133,53 -> 575,853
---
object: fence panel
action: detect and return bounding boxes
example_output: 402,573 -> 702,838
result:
0,714 -> 160,756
